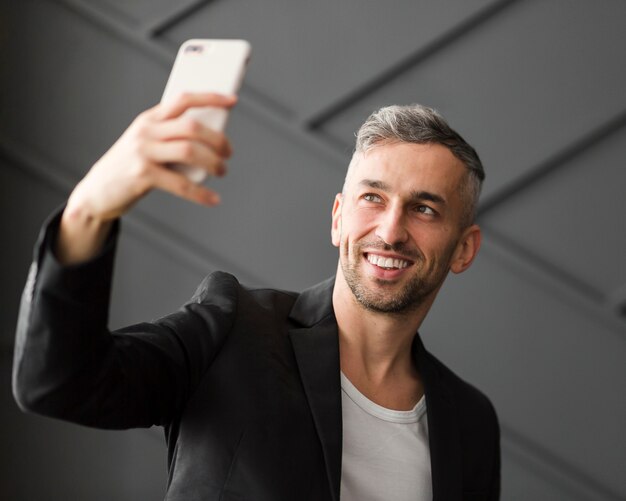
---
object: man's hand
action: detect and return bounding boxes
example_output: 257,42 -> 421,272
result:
56,93 -> 237,265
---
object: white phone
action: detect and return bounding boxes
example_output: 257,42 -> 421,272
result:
161,39 -> 251,183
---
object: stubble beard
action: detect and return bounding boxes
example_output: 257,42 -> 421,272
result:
340,240 -> 453,315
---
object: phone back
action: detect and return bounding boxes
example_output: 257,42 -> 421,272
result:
162,39 -> 251,100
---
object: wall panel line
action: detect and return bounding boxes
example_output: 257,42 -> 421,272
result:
304,0 -> 520,129
479,109 -> 626,216
482,226 -> 626,336
502,422 -> 624,501
144,0 -> 212,38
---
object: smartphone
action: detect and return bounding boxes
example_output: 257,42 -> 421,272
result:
161,39 -> 251,183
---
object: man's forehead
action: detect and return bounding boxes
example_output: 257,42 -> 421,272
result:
345,142 -> 465,192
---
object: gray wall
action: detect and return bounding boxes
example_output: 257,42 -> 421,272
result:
1,0 -> 625,499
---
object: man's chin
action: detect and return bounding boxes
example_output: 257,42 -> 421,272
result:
356,294 -> 419,315
351,281 -> 423,314
341,261 -> 430,313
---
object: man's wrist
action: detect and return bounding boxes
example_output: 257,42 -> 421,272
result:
56,199 -> 113,265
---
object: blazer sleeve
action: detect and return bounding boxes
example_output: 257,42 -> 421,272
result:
12,208 -> 238,429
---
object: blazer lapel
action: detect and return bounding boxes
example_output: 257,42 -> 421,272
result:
413,335 -> 463,500
288,278 -> 342,501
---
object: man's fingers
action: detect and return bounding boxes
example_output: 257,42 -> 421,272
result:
152,93 -> 238,121
144,140 -> 227,177
149,117 -> 233,158
150,165 -> 221,206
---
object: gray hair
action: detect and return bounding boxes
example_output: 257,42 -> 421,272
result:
354,104 -> 484,227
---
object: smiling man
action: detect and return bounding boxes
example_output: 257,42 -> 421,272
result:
14,97 -> 500,501
331,108 -> 497,500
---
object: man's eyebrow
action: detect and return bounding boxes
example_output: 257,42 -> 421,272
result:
358,179 -> 391,191
358,179 -> 446,205
410,190 -> 446,206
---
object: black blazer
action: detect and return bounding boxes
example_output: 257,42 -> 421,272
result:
13,213 -> 500,500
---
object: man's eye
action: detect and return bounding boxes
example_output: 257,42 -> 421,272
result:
416,205 -> 436,216
363,194 -> 382,203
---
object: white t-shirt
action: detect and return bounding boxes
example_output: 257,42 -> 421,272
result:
340,372 -> 432,501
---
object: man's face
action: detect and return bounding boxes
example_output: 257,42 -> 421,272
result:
331,141 -> 480,314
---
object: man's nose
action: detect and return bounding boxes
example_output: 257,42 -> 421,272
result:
375,207 -> 409,246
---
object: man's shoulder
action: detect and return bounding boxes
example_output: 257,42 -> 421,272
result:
423,348 -> 499,426
243,281 -> 299,303
187,270 -> 242,305
188,271 -> 305,315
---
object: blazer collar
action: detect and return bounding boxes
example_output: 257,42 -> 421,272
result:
289,276 -> 335,326
412,335 -> 463,500
288,277 -> 342,501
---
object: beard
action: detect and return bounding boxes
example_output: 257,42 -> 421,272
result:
340,239 -> 454,314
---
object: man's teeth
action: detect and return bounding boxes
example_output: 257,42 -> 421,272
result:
367,254 -> 409,269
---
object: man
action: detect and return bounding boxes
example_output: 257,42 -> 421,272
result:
13,93 -> 500,500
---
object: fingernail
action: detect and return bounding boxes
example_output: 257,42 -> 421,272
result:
202,192 -> 220,205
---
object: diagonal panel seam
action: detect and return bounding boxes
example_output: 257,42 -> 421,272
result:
304,0 -> 521,130
478,109 -> 626,216
502,422 -> 625,501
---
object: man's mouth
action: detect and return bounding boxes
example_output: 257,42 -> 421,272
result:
365,253 -> 413,270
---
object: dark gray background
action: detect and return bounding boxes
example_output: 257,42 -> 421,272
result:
1,0 -> 625,499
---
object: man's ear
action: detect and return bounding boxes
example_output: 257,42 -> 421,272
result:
450,224 -> 481,274
331,193 -> 343,248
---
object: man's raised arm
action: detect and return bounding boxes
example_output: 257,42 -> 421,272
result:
12,93 -> 240,427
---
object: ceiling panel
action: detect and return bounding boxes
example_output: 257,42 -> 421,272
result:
318,0 -> 626,200
482,123 -> 626,301
79,0 -> 200,27
0,0 -> 167,175
502,444 -> 596,501
159,0 -> 499,119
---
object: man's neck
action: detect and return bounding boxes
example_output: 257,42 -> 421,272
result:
332,270 -> 433,409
